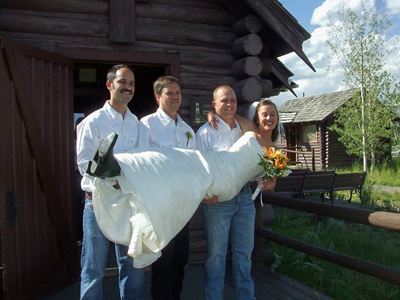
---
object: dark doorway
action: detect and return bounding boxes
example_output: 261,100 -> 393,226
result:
73,62 -> 166,119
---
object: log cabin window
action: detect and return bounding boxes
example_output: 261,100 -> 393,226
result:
302,125 -> 317,142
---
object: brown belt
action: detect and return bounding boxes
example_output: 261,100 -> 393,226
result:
85,192 -> 92,199
241,182 -> 250,192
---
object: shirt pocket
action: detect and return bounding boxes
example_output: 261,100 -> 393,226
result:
160,140 -> 174,148
127,136 -> 138,149
213,144 -> 229,151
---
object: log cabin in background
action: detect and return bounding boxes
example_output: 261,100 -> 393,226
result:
276,90 -> 360,170
0,1 -> 314,299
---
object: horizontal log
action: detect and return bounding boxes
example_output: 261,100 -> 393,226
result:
136,18 -> 235,50
233,77 -> 262,103
180,89 -> 213,109
233,15 -> 262,37
257,228 -> 400,286
260,56 -> 272,76
109,0 -> 136,44
180,65 -> 232,76
180,72 -> 236,92
0,9 -> 235,48
178,108 -> 190,118
0,31 -> 233,59
136,2 -> 235,27
263,194 -> 400,231
231,33 -> 263,57
232,56 -> 262,78
0,8 -> 108,38
0,0 -> 108,14
257,78 -> 273,98
180,51 -> 235,68
150,0 -> 222,10
260,42 -> 272,57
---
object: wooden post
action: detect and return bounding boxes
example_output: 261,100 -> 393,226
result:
109,0 -> 136,44
252,196 -> 265,268
312,148 -> 315,171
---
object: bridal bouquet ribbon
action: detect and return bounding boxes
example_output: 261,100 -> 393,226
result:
251,147 -> 291,201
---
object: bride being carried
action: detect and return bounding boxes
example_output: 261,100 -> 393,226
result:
90,98 -> 282,268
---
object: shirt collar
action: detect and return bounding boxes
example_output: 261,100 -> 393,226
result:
156,107 -> 183,128
215,114 -> 240,131
104,101 -> 135,122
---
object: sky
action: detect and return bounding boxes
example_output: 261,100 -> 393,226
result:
273,0 -> 400,106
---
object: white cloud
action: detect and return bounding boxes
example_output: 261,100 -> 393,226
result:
386,0 -> 400,15
273,0 -> 400,107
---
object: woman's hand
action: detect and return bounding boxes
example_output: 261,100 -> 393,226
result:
257,178 -> 276,191
207,110 -> 219,130
202,194 -> 219,205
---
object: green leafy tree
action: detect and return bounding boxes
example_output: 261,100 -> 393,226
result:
326,0 -> 400,172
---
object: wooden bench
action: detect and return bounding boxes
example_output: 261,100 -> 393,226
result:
274,175 -> 305,198
332,172 -> 367,203
301,170 -> 336,203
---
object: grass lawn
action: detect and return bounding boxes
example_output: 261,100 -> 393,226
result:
266,208 -> 400,300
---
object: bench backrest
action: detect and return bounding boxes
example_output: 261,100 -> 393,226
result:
303,171 -> 335,192
334,172 -> 366,189
274,175 -> 305,195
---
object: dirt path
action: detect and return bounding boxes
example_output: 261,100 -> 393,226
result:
373,185 -> 400,194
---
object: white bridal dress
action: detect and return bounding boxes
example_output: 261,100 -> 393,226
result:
92,132 -> 263,268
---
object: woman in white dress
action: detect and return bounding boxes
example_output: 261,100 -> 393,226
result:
91,99 -> 280,268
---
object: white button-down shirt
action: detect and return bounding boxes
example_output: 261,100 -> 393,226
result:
140,108 -> 196,150
196,115 -> 242,152
76,101 -> 150,192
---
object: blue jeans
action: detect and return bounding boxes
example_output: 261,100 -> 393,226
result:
203,187 -> 256,300
80,198 -> 145,300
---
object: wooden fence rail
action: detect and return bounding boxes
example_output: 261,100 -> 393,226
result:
263,194 -> 400,231
254,193 -> 400,286
256,228 -> 400,286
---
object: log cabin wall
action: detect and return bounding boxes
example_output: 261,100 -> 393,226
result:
289,123 -> 323,170
0,0 -> 291,128
325,119 -> 359,168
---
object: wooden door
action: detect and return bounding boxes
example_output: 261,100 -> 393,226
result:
0,37 -> 79,300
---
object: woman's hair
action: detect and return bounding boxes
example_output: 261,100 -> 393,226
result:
253,99 -> 280,142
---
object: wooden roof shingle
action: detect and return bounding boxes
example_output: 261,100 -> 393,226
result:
278,89 -> 356,123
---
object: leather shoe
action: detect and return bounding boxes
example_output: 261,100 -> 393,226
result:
87,132 -> 121,178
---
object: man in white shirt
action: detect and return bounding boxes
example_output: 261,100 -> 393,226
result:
140,76 -> 195,300
196,85 -> 256,300
76,64 -> 149,300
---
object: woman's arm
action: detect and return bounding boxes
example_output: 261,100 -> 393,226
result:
207,110 -> 257,132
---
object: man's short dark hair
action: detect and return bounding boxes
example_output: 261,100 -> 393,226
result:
107,64 -> 134,82
153,76 -> 180,96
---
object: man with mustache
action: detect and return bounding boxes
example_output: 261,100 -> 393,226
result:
140,76 -> 196,300
76,64 -> 149,300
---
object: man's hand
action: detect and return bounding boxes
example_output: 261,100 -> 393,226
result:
202,195 -> 219,205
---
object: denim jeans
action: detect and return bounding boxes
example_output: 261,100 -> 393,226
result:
80,198 -> 145,300
203,187 -> 256,300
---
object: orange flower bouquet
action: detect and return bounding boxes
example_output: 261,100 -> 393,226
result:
251,147 -> 291,200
